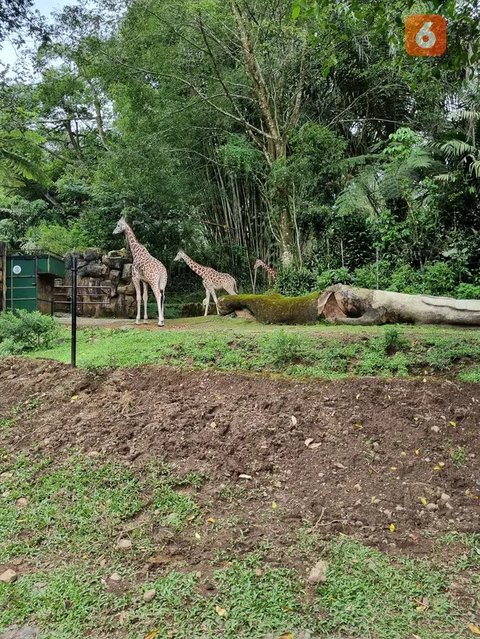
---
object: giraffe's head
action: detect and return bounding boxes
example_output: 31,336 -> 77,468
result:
113,217 -> 128,235
253,259 -> 264,270
174,250 -> 186,262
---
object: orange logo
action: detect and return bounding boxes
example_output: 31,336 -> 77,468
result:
405,14 -> 446,56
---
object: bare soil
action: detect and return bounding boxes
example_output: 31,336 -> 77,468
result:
1,358 -> 479,567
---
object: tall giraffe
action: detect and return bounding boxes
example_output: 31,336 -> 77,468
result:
113,218 -> 167,327
174,250 -> 237,316
253,259 -> 277,292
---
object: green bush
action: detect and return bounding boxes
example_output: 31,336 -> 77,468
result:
276,266 -> 317,296
0,310 -> 60,355
381,326 -> 407,353
388,264 -> 422,294
455,283 -> 480,299
353,261 -> 391,289
422,262 -> 456,296
264,330 -> 304,366
317,267 -> 352,290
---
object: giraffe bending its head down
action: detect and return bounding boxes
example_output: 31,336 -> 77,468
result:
253,259 -> 277,293
174,250 -> 237,316
253,259 -> 277,281
113,218 -> 168,327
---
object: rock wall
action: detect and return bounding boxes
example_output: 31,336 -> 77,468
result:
59,250 -> 137,318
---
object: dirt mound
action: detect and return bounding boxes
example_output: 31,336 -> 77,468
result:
1,358 -> 479,552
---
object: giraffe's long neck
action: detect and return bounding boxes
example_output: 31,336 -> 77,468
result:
182,253 -> 206,277
257,260 -> 276,278
124,224 -> 143,261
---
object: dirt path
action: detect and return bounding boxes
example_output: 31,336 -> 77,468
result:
1,358 -> 479,558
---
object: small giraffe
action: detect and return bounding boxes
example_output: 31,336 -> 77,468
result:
174,250 -> 237,316
253,259 -> 277,292
254,259 -> 277,281
113,218 -> 167,327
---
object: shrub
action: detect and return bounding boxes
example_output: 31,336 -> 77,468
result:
381,326 -> 407,353
353,261 -> 391,290
388,264 -> 422,294
0,310 -> 60,355
317,267 -> 352,290
264,330 -> 304,366
276,266 -> 317,296
455,283 -> 480,299
422,262 -> 456,296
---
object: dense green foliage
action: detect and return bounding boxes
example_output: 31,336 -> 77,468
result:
0,0 -> 479,293
0,310 -> 60,355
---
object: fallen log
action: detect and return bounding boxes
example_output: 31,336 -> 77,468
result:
318,284 -> 480,326
219,285 -> 480,326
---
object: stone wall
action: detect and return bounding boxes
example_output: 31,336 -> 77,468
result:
60,249 -> 137,318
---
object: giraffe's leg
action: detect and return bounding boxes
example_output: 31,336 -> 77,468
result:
210,288 -> 220,315
149,281 -> 165,327
143,281 -> 149,323
153,287 -> 165,327
132,276 -> 142,325
204,288 -> 211,317
161,289 -> 166,326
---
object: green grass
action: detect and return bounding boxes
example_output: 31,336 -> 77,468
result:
0,566 -> 129,639
27,321 -> 480,381
0,452 -> 477,638
317,538 -> 459,639
0,454 -> 205,564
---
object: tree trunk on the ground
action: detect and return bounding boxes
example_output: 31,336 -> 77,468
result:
319,285 -> 480,325
219,285 -> 480,326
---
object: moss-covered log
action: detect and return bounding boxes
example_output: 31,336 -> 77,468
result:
218,292 -> 319,324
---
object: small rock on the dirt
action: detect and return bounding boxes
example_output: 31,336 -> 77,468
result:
426,503 -> 439,511
116,539 -> 132,550
431,425 -> 440,433
307,560 -> 328,584
291,415 -> 298,426
440,493 -> 451,504
16,497 -> 28,508
238,474 -> 252,480
109,572 -> 122,582
143,589 -> 156,602
0,569 -> 17,584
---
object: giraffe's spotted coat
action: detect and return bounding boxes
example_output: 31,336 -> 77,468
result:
254,259 -> 277,281
174,250 -> 237,315
113,218 -> 167,326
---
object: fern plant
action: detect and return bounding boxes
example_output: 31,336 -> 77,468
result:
0,130 -> 45,185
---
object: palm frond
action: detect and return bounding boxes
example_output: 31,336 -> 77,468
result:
469,159 -> 480,178
440,140 -> 478,160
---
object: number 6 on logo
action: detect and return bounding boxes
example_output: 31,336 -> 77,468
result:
405,14 -> 446,56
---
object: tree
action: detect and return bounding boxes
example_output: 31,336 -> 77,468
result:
0,0 -> 34,42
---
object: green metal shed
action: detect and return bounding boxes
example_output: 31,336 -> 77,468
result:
6,253 -> 65,314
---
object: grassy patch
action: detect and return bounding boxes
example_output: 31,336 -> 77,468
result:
0,454 -> 204,563
317,538 -> 460,639
28,322 -> 480,381
0,454 -> 144,562
0,452 -> 478,638
0,566 -> 129,639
